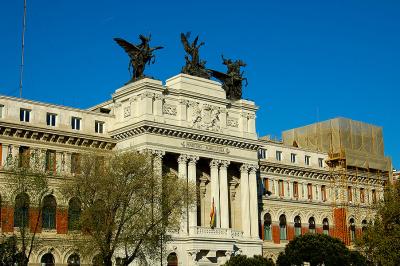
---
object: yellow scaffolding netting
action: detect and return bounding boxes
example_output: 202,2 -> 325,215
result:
282,117 -> 391,172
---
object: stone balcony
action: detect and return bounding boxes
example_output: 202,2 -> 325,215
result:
167,226 -> 244,239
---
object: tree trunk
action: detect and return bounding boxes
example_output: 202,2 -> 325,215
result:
103,254 -> 113,266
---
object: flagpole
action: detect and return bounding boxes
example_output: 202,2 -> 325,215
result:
19,0 -> 27,98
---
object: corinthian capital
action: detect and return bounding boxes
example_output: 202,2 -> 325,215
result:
240,163 -> 250,173
249,164 -> 259,173
210,159 -> 220,168
188,155 -> 199,164
220,160 -> 230,168
178,154 -> 188,164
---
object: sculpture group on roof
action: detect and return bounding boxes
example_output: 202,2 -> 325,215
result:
114,32 -> 247,101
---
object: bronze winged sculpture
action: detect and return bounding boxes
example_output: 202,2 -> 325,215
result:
180,32 -> 210,79
209,55 -> 248,100
114,34 -> 163,83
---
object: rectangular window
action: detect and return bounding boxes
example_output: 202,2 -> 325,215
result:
18,146 -> 30,168
264,178 -> 269,191
321,185 -> 327,202
95,121 -> 104,133
348,186 -> 353,202
71,117 -> 81,130
45,150 -> 56,173
291,153 -> 296,163
360,188 -> 365,203
318,158 -> 324,168
305,155 -> 310,165
0,104 -> 4,118
278,180 -> 284,197
372,189 -> 377,204
20,109 -> 30,122
258,149 -> 266,159
46,113 -> 57,126
276,151 -> 282,161
307,183 -> 313,200
71,153 -> 80,174
293,182 -> 299,198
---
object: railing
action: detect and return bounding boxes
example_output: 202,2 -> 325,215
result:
189,226 -> 243,239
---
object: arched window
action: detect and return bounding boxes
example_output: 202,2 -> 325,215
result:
167,253 -> 178,266
294,216 -> 301,237
42,195 -> 56,229
14,193 -> 30,227
361,219 -> 367,232
41,253 -> 55,266
308,217 -> 316,233
349,218 -> 356,242
67,253 -> 80,266
263,213 -> 272,240
323,218 -> 329,235
279,214 -> 287,240
68,198 -> 81,231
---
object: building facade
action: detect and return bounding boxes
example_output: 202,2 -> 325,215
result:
0,74 -> 391,265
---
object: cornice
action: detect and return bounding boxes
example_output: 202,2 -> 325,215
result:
0,121 -> 116,150
260,161 -> 386,185
110,121 -> 260,151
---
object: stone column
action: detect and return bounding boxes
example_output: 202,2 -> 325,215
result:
315,184 -> 319,201
302,183 -> 307,200
240,164 -> 251,237
249,165 -> 259,238
286,181 -> 291,199
178,154 -> 188,234
1,143 -> 8,167
274,179 -> 278,197
210,159 -> 220,228
219,160 -> 230,228
188,156 -> 199,228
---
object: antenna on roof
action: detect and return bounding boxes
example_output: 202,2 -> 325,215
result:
19,0 -> 27,98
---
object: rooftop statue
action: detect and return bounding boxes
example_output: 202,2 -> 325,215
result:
209,55 -> 248,100
180,32 -> 210,79
114,35 -> 163,83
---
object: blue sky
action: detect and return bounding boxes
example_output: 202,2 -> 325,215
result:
0,1 -> 399,168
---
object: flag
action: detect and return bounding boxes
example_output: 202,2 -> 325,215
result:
210,197 -> 216,228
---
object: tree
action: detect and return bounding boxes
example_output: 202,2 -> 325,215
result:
356,181 -> 400,266
62,151 -> 196,266
223,255 -> 275,266
276,233 -> 367,266
0,236 -> 18,265
4,149 -> 51,266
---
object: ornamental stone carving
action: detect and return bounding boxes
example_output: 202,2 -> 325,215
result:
227,117 -> 239,128
190,102 -> 222,132
163,103 -> 177,116
123,106 -> 131,117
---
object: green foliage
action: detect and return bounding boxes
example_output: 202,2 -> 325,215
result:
62,151 -> 196,266
0,235 -> 27,266
223,255 -> 275,266
356,181 -> 400,266
5,152 -> 51,266
276,233 -> 367,266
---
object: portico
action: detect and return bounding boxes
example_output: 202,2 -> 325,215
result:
103,74 -> 262,265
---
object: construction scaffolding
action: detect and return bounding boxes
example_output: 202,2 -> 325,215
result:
282,117 -> 391,245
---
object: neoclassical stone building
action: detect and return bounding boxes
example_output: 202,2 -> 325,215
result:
0,74 -> 392,265
0,74 -> 262,265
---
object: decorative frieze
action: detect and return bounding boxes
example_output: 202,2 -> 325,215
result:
123,106 -> 131,118
227,118 -> 239,128
163,104 -> 177,116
